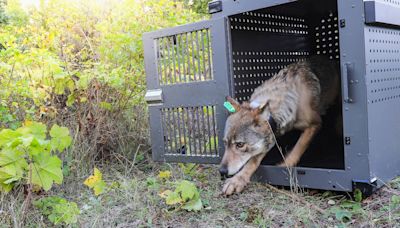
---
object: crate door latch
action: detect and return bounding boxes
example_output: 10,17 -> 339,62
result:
145,89 -> 163,105
342,62 -> 355,103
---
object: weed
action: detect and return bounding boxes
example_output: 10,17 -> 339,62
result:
33,196 -> 80,225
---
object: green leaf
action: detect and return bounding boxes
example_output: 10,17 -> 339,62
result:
17,122 -> 47,140
392,195 -> 400,204
391,195 -> 400,209
335,209 -> 352,223
175,180 -> 196,201
0,149 -> 28,192
34,196 -> 80,225
30,122 -> 47,140
99,101 -> 112,110
50,124 -> 72,152
165,191 -> 182,205
66,94 -> 75,107
93,179 -> 106,196
353,189 -> 362,202
28,137 -> 49,155
0,181 -> 13,192
0,129 -> 21,147
181,191 -> 203,211
0,149 -> 27,167
146,177 -> 159,189
31,153 -> 63,191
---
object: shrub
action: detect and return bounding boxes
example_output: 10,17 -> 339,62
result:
0,121 -> 72,192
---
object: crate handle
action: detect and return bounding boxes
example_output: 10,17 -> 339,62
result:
145,89 -> 163,104
342,62 -> 353,103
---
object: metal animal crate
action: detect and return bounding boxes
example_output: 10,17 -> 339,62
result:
143,0 -> 400,194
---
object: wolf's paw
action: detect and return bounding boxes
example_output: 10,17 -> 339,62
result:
222,175 -> 249,196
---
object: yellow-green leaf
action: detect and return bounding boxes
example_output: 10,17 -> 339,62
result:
158,170 -> 171,180
84,168 -> 106,195
165,191 -> 182,205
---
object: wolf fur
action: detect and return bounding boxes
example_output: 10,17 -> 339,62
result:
220,57 -> 339,196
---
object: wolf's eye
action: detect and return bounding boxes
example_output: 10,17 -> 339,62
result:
235,142 -> 245,149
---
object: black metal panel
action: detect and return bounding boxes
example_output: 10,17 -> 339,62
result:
229,9 -> 310,101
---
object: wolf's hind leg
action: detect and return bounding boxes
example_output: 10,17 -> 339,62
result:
278,125 -> 319,167
223,152 -> 267,196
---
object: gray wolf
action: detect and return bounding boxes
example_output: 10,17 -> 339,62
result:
219,57 -> 339,196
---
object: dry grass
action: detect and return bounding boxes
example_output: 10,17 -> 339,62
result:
1,150 -> 400,228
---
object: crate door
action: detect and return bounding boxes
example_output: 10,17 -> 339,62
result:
143,18 -> 231,164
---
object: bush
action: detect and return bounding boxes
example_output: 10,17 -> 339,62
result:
0,0 -> 206,163
0,0 -> 7,24
0,121 -> 72,192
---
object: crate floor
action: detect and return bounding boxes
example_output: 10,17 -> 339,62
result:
261,101 -> 344,170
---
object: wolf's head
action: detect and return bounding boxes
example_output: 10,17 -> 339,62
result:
219,96 -> 276,178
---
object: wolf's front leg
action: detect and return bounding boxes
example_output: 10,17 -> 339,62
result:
223,152 -> 267,196
278,125 -> 319,167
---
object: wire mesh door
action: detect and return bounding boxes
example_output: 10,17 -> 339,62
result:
143,18 -> 231,163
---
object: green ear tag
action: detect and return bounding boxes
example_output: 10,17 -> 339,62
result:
224,101 -> 236,113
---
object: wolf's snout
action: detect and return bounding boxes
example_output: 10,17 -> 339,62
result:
219,165 -> 229,179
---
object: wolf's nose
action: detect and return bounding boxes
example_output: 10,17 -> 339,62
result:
219,166 -> 229,179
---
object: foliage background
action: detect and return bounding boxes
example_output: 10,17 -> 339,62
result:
0,0 -> 210,226
0,0 -> 208,163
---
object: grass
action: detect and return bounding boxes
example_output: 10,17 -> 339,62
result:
1,150 -> 400,227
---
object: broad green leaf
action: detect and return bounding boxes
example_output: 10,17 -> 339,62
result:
0,163 -> 25,181
165,191 -> 182,205
21,122 -> 47,140
28,137 -> 49,155
0,129 -> 21,147
50,124 -> 72,152
175,180 -> 196,201
181,192 -> 203,211
20,135 -> 34,147
31,153 -> 63,191
0,149 -> 27,167
0,149 -> 28,192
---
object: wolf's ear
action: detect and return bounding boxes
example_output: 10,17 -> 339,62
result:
251,100 -> 269,115
225,96 -> 241,112
258,101 -> 269,112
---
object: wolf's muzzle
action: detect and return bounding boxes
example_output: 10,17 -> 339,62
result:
219,165 -> 229,180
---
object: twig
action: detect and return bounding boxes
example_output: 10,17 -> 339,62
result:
20,163 -> 33,226
266,119 -> 301,193
265,183 -> 326,215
